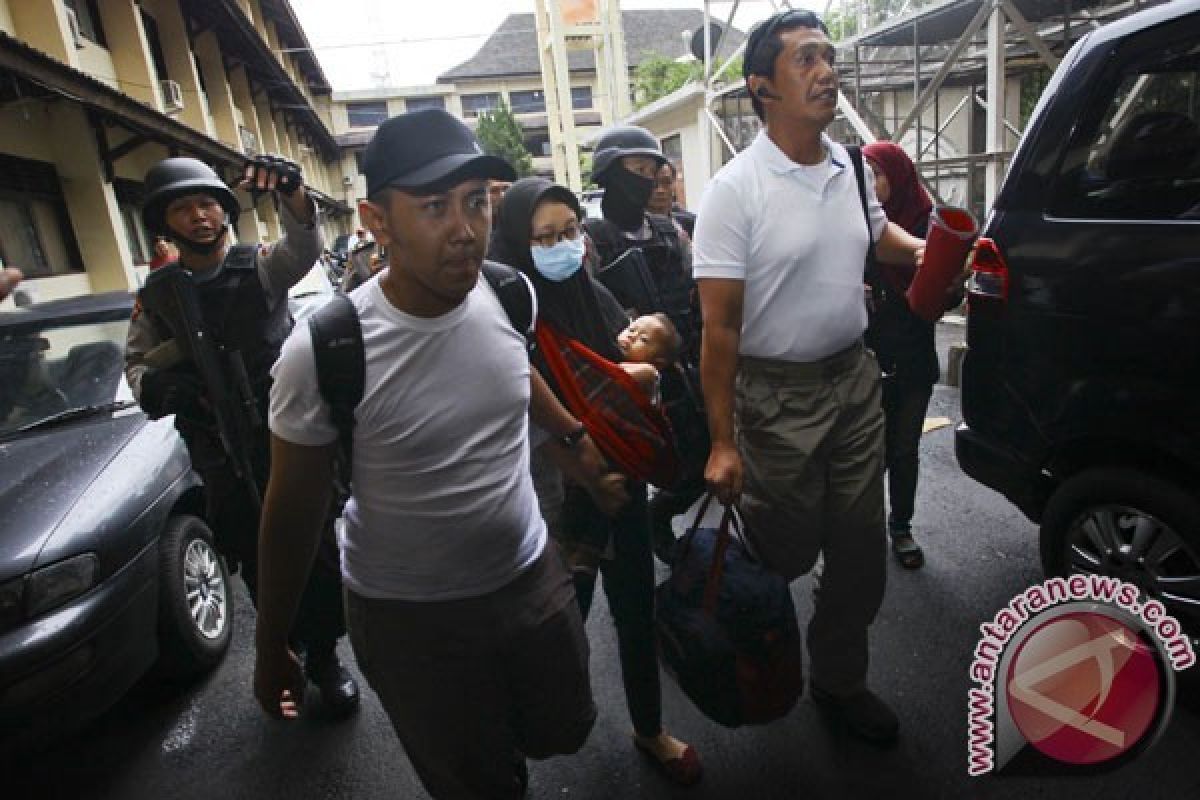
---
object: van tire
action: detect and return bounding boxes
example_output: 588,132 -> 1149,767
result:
1040,467 -> 1200,629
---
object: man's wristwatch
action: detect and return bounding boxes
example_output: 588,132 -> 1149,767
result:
558,425 -> 587,448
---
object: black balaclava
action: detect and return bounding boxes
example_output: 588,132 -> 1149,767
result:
599,167 -> 655,232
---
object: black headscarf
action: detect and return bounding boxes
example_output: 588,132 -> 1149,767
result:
488,177 -> 624,361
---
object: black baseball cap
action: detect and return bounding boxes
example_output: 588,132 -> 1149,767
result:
363,109 -> 517,196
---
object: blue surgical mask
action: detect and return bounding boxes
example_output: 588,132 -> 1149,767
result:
530,237 -> 586,282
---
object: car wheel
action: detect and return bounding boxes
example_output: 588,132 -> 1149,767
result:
1040,467 -> 1200,633
157,514 -> 233,680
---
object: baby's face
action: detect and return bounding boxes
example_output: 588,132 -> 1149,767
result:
617,316 -> 671,365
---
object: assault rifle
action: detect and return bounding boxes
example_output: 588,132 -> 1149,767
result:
140,263 -> 263,512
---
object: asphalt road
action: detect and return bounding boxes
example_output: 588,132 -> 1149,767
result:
9,321 -> 1200,799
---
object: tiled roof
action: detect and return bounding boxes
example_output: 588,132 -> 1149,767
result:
439,9 -> 744,82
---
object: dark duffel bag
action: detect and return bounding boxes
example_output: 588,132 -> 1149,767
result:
655,497 -> 805,727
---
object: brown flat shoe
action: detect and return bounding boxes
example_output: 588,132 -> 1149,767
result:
634,737 -> 703,787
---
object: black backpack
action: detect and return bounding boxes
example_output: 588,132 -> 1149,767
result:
307,262 -> 534,484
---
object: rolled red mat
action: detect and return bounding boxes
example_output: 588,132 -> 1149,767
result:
906,206 -> 978,321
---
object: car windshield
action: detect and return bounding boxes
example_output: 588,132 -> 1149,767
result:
0,316 -> 133,437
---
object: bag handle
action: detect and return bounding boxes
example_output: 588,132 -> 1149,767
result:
676,493 -> 743,616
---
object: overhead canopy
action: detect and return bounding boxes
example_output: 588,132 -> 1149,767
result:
842,0 -> 1103,48
0,32 -> 351,216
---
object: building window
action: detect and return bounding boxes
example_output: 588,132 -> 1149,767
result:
64,0 -> 106,47
346,101 -> 388,129
405,96 -> 445,112
114,179 -> 150,265
461,93 -> 501,118
353,150 -> 366,174
510,90 -> 546,114
239,125 -> 259,156
139,9 -> 169,84
0,196 -> 80,278
661,134 -> 683,164
571,86 -> 593,110
0,155 -> 82,279
524,132 -> 552,157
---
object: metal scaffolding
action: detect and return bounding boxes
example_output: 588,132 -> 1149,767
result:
534,0 -> 631,192
699,0 -> 1171,216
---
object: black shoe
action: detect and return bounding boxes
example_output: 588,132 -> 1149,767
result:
811,685 -> 899,745
306,651 -> 361,720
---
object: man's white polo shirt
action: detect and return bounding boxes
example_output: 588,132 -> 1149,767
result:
693,130 -> 887,363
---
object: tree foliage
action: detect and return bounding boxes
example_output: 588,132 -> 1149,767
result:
633,54 -> 743,109
475,102 -> 533,178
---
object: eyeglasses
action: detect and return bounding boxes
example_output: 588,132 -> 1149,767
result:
531,225 -> 581,248
746,9 -> 826,73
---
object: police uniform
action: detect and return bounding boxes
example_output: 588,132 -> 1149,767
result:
125,168 -> 351,689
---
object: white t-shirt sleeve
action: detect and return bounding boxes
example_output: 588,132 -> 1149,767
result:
862,161 -> 889,242
269,322 -> 340,447
692,176 -> 750,281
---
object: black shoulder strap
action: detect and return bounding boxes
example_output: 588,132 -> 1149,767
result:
846,145 -> 881,287
223,243 -> 258,271
481,261 -> 534,347
646,213 -> 681,255
652,212 -> 681,244
308,294 -> 364,471
582,217 -> 626,265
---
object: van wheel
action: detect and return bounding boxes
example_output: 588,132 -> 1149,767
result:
1040,468 -> 1200,631
157,514 -> 233,680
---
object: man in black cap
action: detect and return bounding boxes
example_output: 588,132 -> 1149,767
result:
256,109 -> 609,799
125,153 -> 360,718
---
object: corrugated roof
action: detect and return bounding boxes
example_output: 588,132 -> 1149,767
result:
440,9 -> 744,82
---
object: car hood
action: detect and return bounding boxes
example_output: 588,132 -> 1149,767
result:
0,413 -> 144,580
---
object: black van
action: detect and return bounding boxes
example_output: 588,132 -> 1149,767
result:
956,1 -> 1200,630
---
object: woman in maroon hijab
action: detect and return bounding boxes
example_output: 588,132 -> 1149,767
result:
863,142 -> 954,569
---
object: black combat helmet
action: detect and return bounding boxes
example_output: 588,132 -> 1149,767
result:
591,126 -> 667,182
141,157 -> 239,236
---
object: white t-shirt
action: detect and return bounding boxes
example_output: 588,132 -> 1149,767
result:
693,131 -> 888,362
269,272 -> 546,602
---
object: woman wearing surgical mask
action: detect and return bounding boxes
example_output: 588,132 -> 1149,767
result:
488,177 -> 703,788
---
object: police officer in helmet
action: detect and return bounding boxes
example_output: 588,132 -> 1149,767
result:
125,154 -> 360,717
585,126 -> 708,561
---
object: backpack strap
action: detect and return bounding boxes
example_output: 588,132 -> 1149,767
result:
846,145 -> 881,291
308,294 -> 364,478
646,213 -> 681,258
481,261 -> 535,349
582,217 -> 628,266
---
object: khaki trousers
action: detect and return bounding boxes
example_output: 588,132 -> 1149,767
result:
736,341 -> 887,695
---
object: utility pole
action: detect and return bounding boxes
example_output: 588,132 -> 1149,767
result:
534,0 -> 631,192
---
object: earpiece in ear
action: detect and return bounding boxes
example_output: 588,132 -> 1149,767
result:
755,86 -> 779,101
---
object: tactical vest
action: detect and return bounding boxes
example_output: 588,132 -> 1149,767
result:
584,213 -> 698,361
145,244 -> 292,407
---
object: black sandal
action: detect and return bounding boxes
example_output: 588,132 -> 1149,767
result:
890,532 -> 925,569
